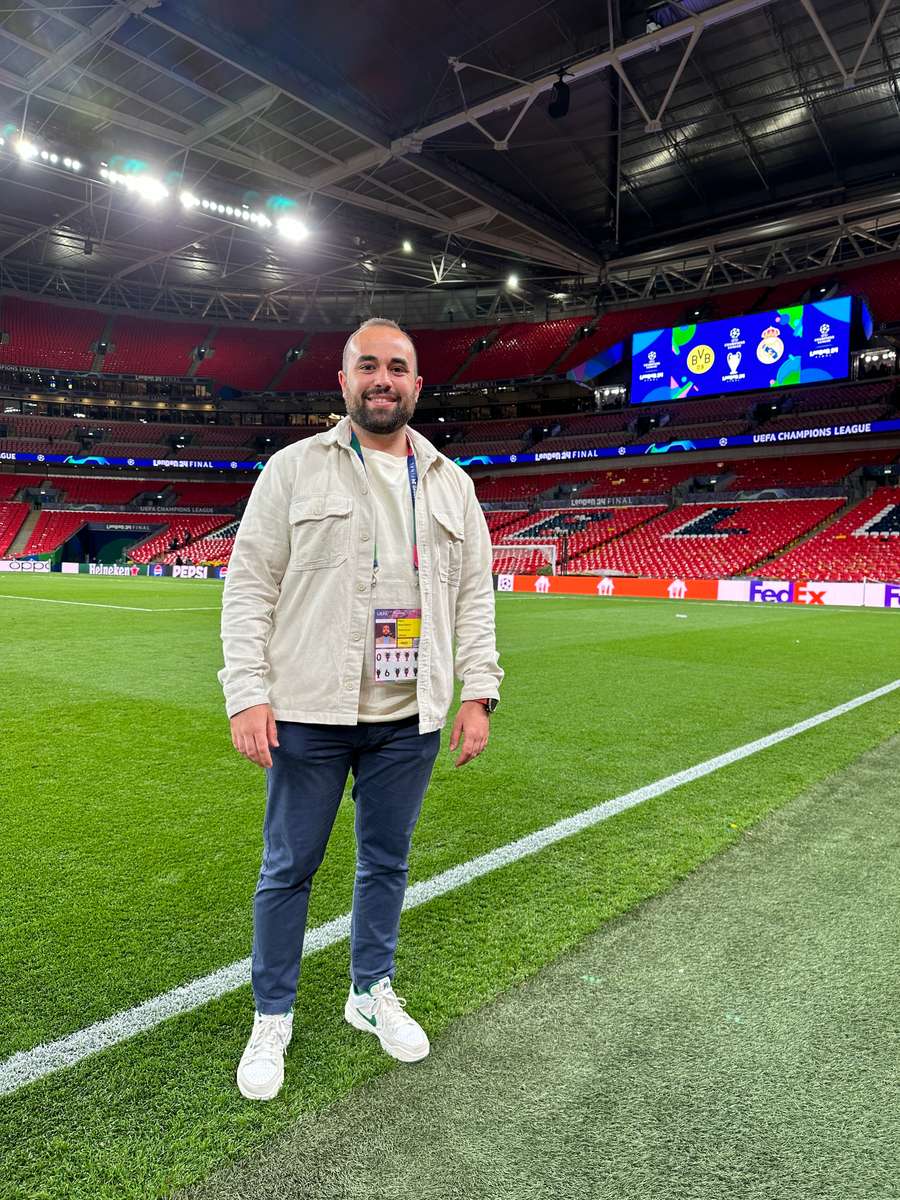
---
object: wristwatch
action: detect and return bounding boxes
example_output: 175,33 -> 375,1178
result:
472,698 -> 499,714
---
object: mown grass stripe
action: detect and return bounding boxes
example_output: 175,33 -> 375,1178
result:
1,675 -> 897,1101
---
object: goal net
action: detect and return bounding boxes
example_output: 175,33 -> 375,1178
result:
491,542 -> 558,575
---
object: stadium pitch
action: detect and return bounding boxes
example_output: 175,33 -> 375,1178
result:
1,574 -> 898,1199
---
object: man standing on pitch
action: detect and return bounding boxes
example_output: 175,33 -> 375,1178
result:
219,318 -> 503,1100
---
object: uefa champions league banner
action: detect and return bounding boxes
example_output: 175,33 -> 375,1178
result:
453,416 -> 900,468
0,450 -> 267,472
4,415 -> 900,476
495,574 -> 900,608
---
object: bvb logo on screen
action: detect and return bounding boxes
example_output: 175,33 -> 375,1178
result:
686,344 -> 715,374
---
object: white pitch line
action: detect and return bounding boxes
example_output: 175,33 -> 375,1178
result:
0,594 -> 155,611
1,677 -> 898,1099
157,606 -> 221,612
0,595 -> 220,612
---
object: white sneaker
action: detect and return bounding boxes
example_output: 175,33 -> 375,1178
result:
344,977 -> 430,1063
236,1010 -> 293,1100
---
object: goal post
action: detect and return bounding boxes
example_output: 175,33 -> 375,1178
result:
491,542 -> 558,575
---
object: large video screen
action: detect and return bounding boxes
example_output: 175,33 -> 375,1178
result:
630,295 -> 852,405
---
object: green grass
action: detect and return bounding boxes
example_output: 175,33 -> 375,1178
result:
182,734 -> 900,1200
0,575 -> 899,1198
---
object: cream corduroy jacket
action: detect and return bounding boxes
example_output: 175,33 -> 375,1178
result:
218,416 -> 503,733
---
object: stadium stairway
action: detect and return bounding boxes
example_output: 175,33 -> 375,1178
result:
745,494 -> 856,574
269,331 -> 313,391
7,508 -> 41,556
90,315 -> 115,373
447,328 -> 500,384
544,317 -> 599,374
188,326 -> 218,379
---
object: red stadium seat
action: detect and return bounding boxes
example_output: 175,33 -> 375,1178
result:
768,487 -> 900,581
102,316 -> 210,377
0,297 -> 104,371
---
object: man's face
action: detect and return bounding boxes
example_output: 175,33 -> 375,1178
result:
339,326 -> 422,435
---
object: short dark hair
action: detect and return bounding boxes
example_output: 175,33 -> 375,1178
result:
342,317 -> 417,375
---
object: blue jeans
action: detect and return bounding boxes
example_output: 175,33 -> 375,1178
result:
252,715 -> 441,1014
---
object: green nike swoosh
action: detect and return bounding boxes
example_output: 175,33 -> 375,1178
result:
358,1011 -> 377,1027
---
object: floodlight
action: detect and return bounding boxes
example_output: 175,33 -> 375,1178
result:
402,239 -> 413,253
277,216 -> 307,241
507,273 -> 519,288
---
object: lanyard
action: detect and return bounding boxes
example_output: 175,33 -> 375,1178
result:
350,430 -> 419,574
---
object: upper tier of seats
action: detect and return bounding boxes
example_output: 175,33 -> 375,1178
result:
0,298 -> 105,372
275,332 -> 346,392
207,327 -> 302,392
768,487 -> 900,581
102,317 -> 209,377
3,257 -> 900,393
455,318 -> 587,383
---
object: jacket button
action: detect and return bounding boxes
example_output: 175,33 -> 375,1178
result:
344,681 -> 354,690
360,532 -> 370,541
357,582 -> 366,592
352,632 -> 361,642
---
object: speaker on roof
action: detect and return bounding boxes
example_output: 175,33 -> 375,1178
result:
800,279 -> 839,303
548,72 -> 570,120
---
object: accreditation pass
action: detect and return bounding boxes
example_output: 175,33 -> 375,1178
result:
373,607 -> 421,683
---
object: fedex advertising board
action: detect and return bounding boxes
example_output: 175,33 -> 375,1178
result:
496,574 -> 893,608
741,579 -> 866,606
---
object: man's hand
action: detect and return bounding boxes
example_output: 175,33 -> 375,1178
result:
449,701 -> 490,767
230,703 -> 279,769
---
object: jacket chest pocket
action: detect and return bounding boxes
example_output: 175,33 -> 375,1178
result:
432,509 -> 465,585
289,494 -> 353,569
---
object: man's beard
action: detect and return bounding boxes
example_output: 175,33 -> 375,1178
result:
346,389 -> 414,435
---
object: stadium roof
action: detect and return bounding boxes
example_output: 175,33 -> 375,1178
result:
1,0 -> 900,323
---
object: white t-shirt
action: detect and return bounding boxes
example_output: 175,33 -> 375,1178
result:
356,446 -> 420,722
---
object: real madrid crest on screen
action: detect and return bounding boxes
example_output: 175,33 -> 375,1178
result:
756,325 -> 785,365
